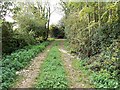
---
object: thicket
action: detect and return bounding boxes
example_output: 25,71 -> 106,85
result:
1,41 -> 50,90
60,1 -> 120,88
1,1 -> 51,54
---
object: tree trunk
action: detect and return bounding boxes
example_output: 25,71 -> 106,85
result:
45,6 -> 50,40
98,1 -> 101,27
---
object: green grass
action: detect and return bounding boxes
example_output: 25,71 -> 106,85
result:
35,42 -> 68,88
1,41 -> 51,90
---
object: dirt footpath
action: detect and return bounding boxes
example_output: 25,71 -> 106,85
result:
14,42 -> 54,88
59,40 -> 93,88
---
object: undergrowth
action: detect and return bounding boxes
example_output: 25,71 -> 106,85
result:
1,41 -> 51,90
72,56 -> 119,88
66,40 -> 119,88
35,41 -> 68,88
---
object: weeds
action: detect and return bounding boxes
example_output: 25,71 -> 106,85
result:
1,41 -> 51,90
35,42 -> 68,88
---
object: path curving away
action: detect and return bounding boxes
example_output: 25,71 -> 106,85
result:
14,42 -> 54,88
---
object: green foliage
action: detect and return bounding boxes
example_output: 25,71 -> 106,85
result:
2,21 -> 35,54
89,41 -> 120,88
61,1 -> 120,88
35,42 -> 68,88
2,1 -> 51,54
1,41 -> 50,90
62,1 -> 120,57
71,57 -> 119,88
2,21 -> 18,54
69,41 -> 120,88
14,3 -> 48,42
90,71 -> 118,88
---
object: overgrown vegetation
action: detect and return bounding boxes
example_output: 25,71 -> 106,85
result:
61,1 -> 120,88
1,0 -> 120,89
35,41 -> 68,88
1,41 -> 50,90
1,1 -> 51,54
72,58 -> 118,88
